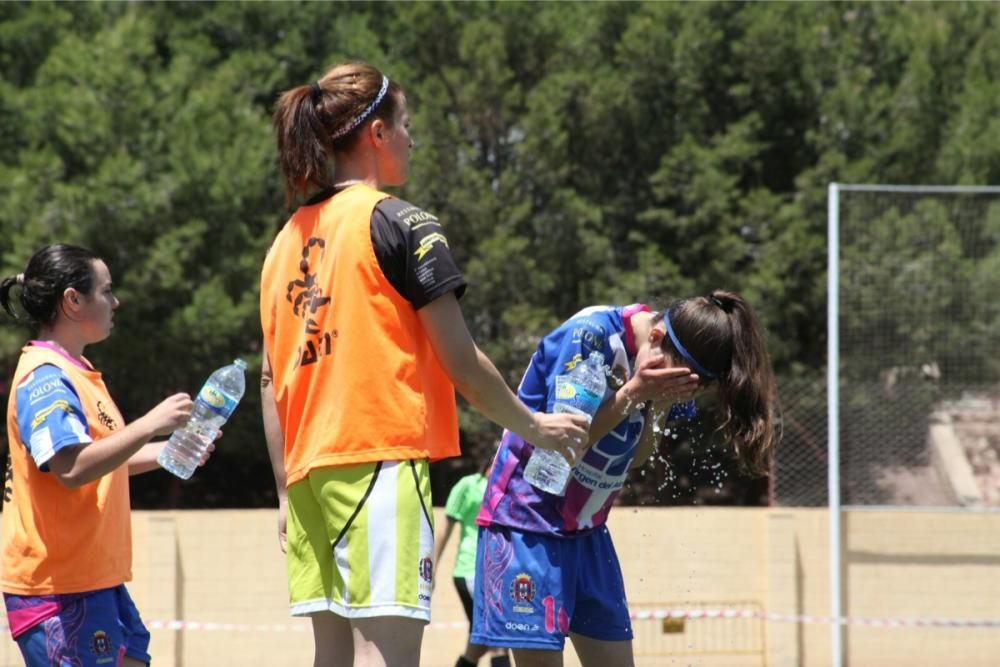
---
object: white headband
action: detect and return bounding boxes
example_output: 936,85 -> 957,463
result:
330,75 -> 390,141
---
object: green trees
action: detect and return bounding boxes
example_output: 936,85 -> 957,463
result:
1,2 -> 998,507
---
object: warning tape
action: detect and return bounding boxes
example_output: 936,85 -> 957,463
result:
142,620 -> 466,632
630,608 -> 1000,629
4,609 -> 1000,632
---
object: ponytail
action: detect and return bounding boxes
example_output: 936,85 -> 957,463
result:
712,290 -> 776,477
0,274 -> 21,320
272,62 -> 404,209
273,84 -> 334,209
1,244 -> 100,332
661,290 -> 777,477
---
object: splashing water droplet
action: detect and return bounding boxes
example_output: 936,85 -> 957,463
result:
603,364 -> 624,389
622,397 -> 638,416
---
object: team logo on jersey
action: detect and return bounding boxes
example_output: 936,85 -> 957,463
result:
89,630 -> 113,657
96,401 -> 118,431
26,374 -> 64,403
509,573 -> 535,613
419,556 -> 433,583
30,399 -> 72,429
286,237 -> 332,335
563,353 -> 584,372
413,232 -> 448,262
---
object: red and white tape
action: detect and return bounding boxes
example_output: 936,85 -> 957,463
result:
632,608 -> 1000,629
5,609 -> 999,633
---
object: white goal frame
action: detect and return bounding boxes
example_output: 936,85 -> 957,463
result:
827,183 -> 1000,667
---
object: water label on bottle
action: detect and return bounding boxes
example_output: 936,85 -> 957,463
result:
554,376 -> 602,416
196,384 -> 238,419
555,381 -> 578,401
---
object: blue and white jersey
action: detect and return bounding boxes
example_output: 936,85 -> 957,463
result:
479,304 -> 693,535
15,364 -> 91,471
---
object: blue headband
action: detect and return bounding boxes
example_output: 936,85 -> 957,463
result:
330,75 -> 390,140
664,309 -> 717,379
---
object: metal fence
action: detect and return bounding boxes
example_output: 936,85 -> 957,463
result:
822,184 -> 1000,667
773,186 -> 1000,510
772,375 -> 828,507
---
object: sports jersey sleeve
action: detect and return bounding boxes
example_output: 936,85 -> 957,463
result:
536,315 -> 613,414
370,198 -> 467,309
14,364 -> 92,472
444,475 -> 470,521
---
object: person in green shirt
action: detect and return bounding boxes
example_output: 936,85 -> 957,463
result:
434,460 -> 511,667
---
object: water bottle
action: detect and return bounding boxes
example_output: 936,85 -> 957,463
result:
157,359 -> 247,480
523,351 -> 607,495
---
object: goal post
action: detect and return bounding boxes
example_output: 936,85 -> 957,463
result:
827,183 -> 1000,667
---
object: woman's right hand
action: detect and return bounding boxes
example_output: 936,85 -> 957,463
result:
528,412 -> 590,463
144,393 -> 193,436
625,351 -> 700,405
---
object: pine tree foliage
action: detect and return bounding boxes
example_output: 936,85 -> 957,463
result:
0,2 -> 997,506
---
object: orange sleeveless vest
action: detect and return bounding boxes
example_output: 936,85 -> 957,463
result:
1,345 -> 131,595
260,184 -> 459,485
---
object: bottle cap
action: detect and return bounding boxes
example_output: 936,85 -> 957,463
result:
234,359 -> 248,369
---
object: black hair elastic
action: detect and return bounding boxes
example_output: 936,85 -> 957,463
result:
708,295 -> 725,310
310,82 -> 322,102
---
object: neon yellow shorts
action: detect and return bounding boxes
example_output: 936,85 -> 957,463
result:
286,460 -> 435,621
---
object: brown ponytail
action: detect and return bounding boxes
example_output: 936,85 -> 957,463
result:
661,290 -> 777,476
272,62 -> 404,208
273,84 -> 332,209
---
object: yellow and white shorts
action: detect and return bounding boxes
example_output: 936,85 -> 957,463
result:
286,459 -> 435,621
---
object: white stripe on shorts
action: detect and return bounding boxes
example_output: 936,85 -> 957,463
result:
333,519 -> 352,607
368,460 -> 399,607
418,478 -> 434,611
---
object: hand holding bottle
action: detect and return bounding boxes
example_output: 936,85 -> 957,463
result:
524,351 -> 608,495
158,359 -> 247,480
528,411 -> 590,464
141,393 -> 193,437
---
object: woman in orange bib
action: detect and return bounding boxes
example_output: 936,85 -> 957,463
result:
0,244 -> 198,667
261,62 -> 589,667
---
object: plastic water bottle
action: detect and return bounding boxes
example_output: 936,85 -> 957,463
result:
523,351 -> 607,495
157,359 -> 247,480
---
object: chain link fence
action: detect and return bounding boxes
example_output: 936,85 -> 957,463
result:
773,187 -> 1000,508
772,376 -> 828,507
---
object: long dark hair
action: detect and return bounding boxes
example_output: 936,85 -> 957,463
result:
272,61 -> 404,208
0,244 -> 100,332
656,289 -> 777,476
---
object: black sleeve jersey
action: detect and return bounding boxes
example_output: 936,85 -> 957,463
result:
370,198 -> 467,309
